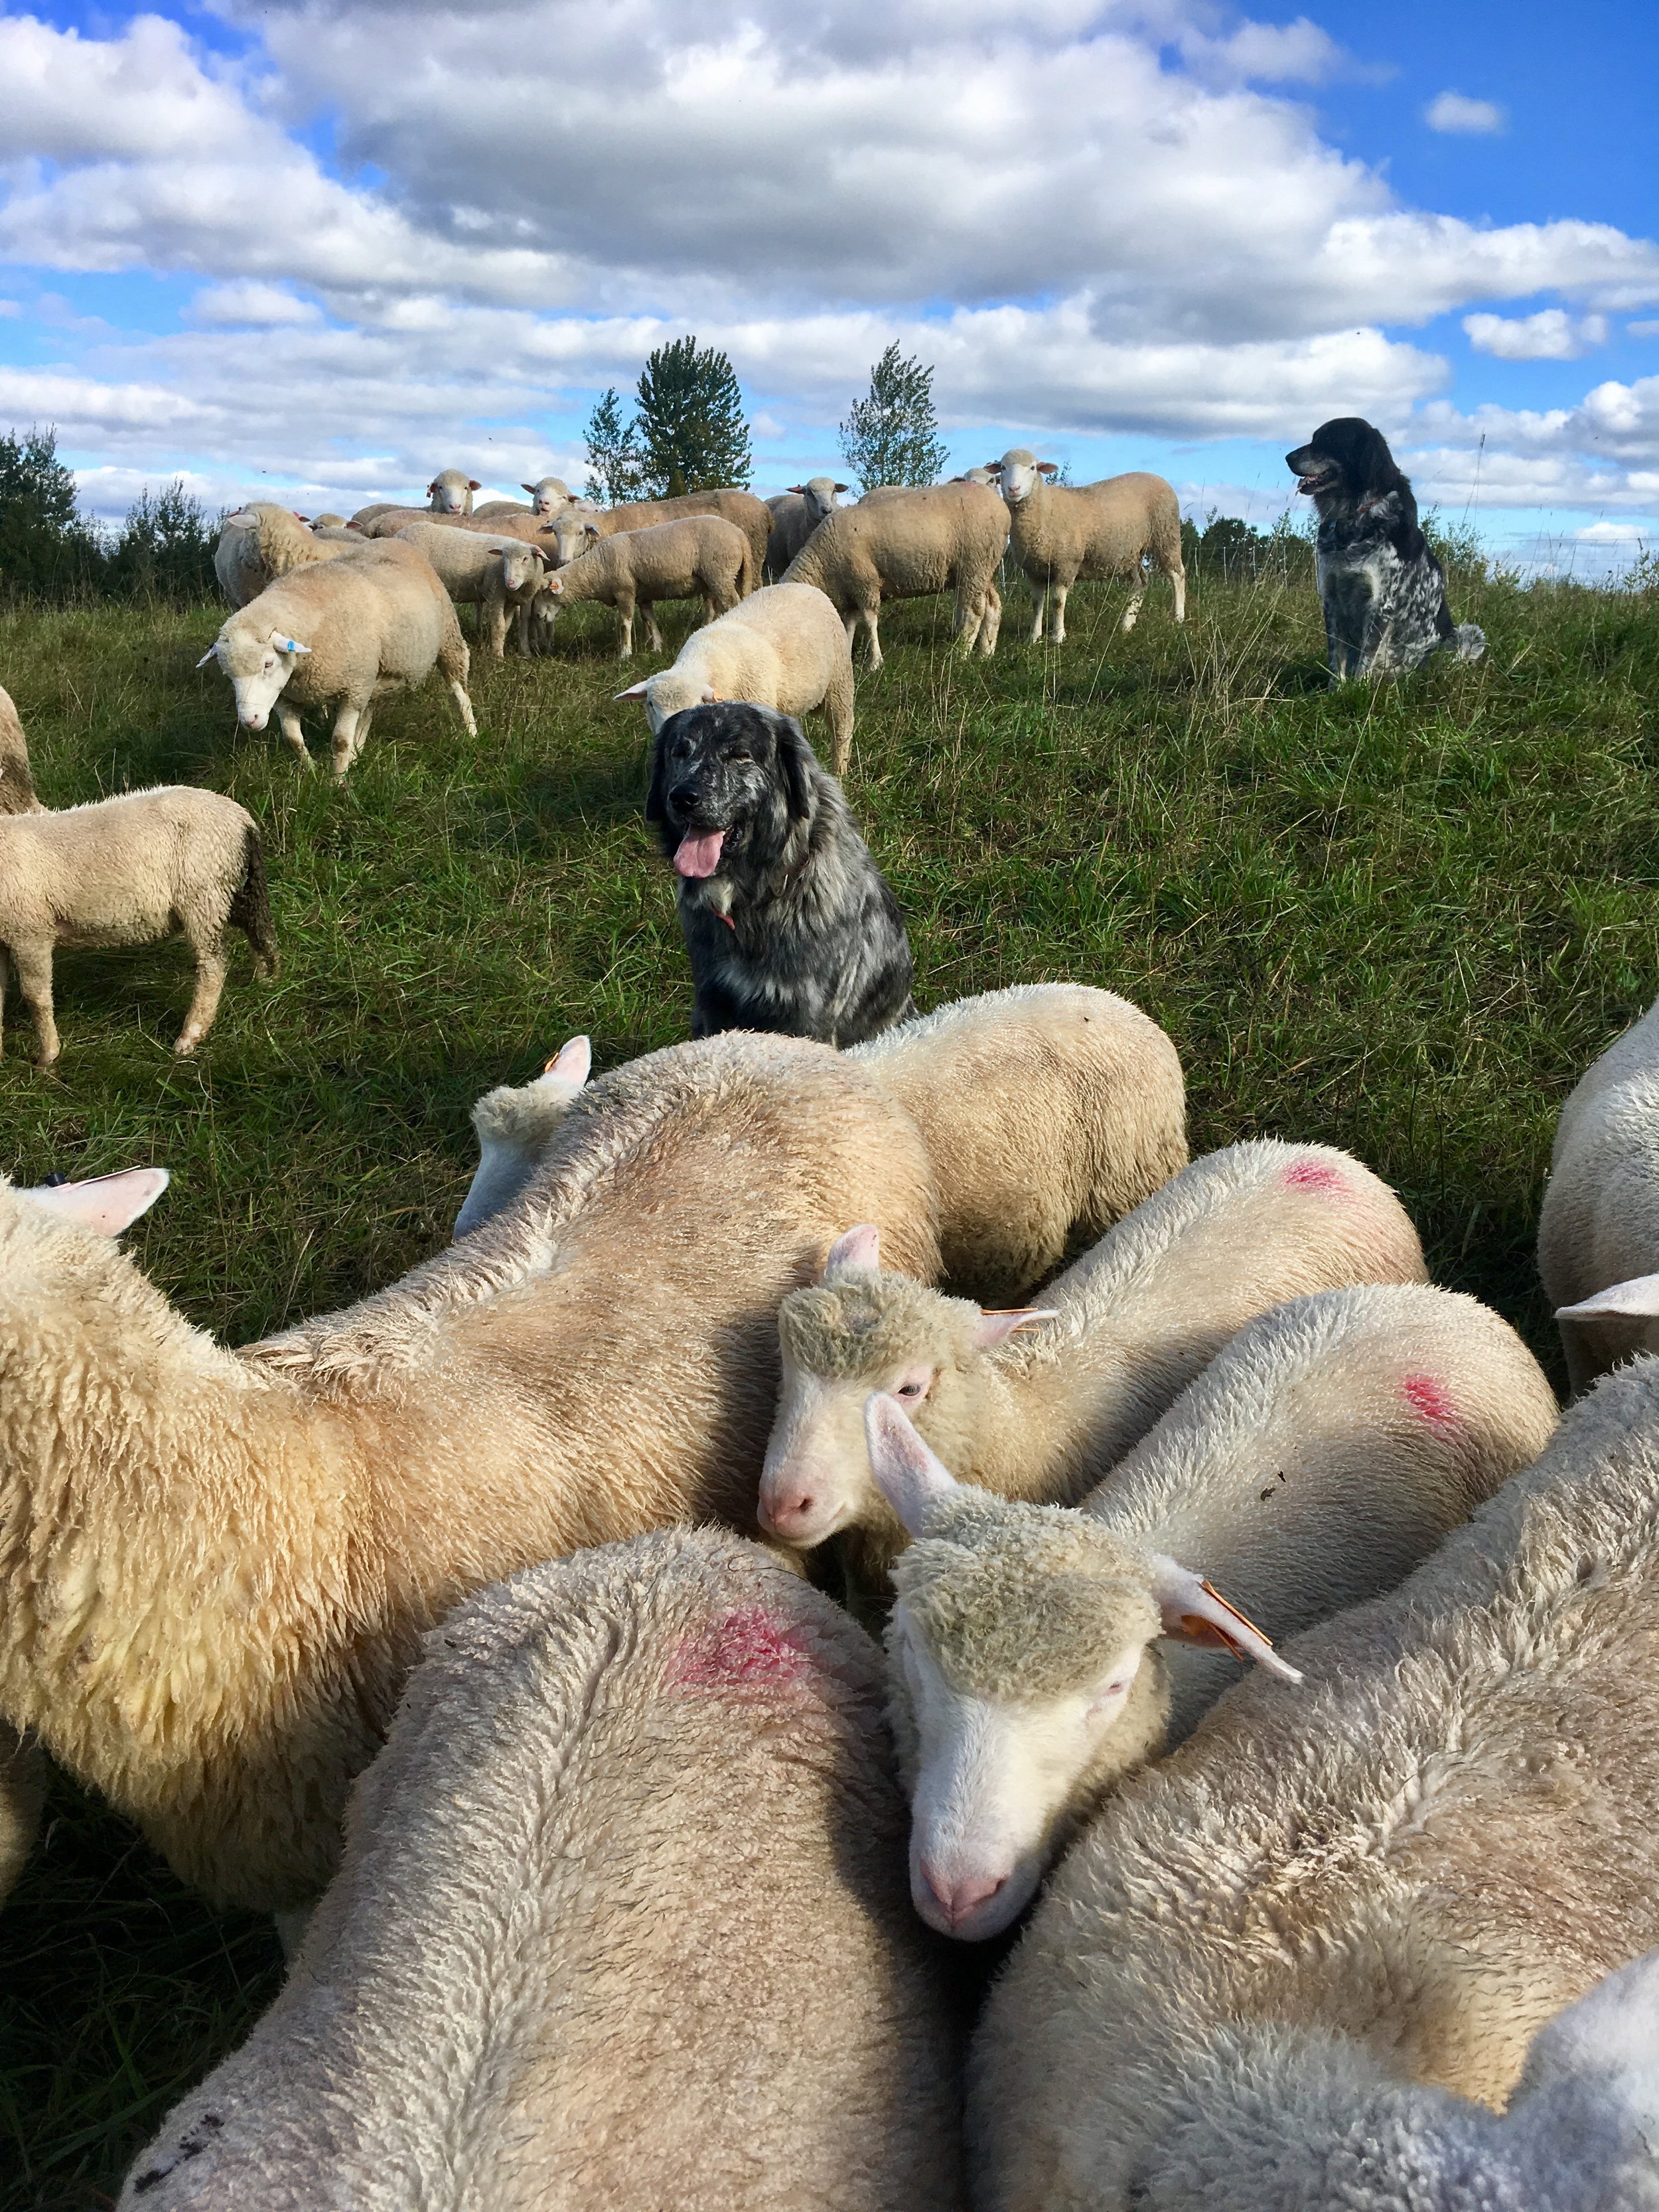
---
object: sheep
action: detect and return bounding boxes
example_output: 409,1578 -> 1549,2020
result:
614,579 -> 857,771
570,488 -> 771,593
307,512 -> 346,528
118,1527 -> 964,2211
198,537 -> 476,776
546,513 -> 750,658
427,467 -> 480,514
0,786 -> 277,1063
214,502 -> 355,607
1538,993 -> 1659,1393
758,1138 -> 1428,1582
0,680 -> 41,814
952,467 -> 998,487
766,477 -> 849,578
524,473 -> 576,514
782,479 -> 1011,668
0,1033 -> 940,1912
848,984 -> 1188,1305
989,449 -> 1187,644
969,1350 -> 1659,2212
865,1280 -> 1558,1940
394,520 -> 561,660
453,1034 -> 591,1237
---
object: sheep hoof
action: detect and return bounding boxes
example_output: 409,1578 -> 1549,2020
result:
174,1035 -> 200,1058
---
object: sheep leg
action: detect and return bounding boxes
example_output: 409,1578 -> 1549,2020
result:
1169,560 -> 1188,623
980,581 -> 1003,656
1119,574 -> 1145,634
0,945 -> 7,1061
1051,583 -> 1072,644
13,941 -> 59,1066
823,669 -> 855,776
330,703 -> 366,778
858,599 -> 883,671
484,593 -> 510,661
1029,584 -> 1048,644
275,704 -> 312,770
175,938 -> 228,1056
953,578 -> 983,654
643,603 -> 664,653
616,589 -> 636,660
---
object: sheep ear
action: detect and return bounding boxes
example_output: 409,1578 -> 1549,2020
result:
522,482 -> 537,495
543,1035 -> 591,1084
1557,1275 -> 1659,1321
614,680 -> 650,702
786,484 -> 806,495
823,1224 -> 880,1278
865,1394 -> 958,1536
224,509 -> 257,529
583,522 -> 600,539
23,1166 -> 171,1235
1037,462 -> 1059,476
833,482 -> 849,492
468,480 -> 481,491
701,686 -> 719,703
973,1307 -> 1058,1349
269,632 -> 311,655
196,645 -> 220,668
1147,1555 -> 1302,1682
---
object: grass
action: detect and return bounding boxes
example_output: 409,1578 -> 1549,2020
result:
1,560 -> 1657,2201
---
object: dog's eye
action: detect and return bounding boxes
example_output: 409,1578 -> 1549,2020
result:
726,749 -> 753,763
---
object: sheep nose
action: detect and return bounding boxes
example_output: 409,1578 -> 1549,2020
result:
920,1862 -> 1006,1929
758,1484 -> 816,1540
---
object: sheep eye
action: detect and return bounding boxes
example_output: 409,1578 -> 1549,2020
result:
895,1381 -> 924,1398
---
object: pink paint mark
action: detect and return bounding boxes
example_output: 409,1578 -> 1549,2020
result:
669,1605 -> 815,1694
1283,1159 -> 1346,1197
1402,1372 -> 1459,1430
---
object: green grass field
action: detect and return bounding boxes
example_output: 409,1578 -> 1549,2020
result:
1,559 -> 1657,2203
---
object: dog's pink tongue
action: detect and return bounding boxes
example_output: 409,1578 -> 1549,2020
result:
674,828 -> 725,879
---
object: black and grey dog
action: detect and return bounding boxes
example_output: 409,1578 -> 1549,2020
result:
1285,416 -> 1485,680
646,700 -> 916,1045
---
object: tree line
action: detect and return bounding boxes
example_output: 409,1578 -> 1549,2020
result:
0,429 -> 222,605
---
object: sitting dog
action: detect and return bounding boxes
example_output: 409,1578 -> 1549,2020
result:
646,700 -> 916,1045
1285,416 -> 1486,679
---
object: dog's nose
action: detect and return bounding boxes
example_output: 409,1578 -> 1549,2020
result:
668,782 -> 699,811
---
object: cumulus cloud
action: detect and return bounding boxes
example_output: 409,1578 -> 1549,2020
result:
1463,309 -> 1609,361
1425,92 -> 1505,135
190,282 -> 324,327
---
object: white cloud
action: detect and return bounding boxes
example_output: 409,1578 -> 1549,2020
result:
1630,320 -> 1659,338
190,282 -> 323,327
1463,309 -> 1609,361
1424,91 -> 1505,135
749,411 -> 787,439
0,299 -> 19,319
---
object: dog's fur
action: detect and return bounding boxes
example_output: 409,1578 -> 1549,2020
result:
1285,417 -> 1486,680
646,701 -> 916,1046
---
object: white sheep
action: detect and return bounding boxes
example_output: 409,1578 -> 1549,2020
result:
545,513 -> 750,658
394,520 -> 560,659
117,1528 -> 964,2211
0,1033 -> 940,1913
426,467 -> 480,514
0,680 -> 41,814
569,489 -> 771,593
759,1138 -> 1428,1579
864,1280 -> 1558,1940
198,538 -> 476,776
214,502 -> 354,608
614,580 -> 857,770
305,512 -> 346,528
523,474 -> 576,514
766,477 -> 849,578
0,786 -> 277,1063
989,448 -> 1187,644
970,1350 -> 1659,2212
783,480 -> 1010,668
952,467 -> 998,487
453,1034 -> 591,1237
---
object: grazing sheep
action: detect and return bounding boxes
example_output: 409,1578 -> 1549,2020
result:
198,538 -> 476,776
0,681 -> 41,813
758,1139 -> 1428,1579
394,520 -> 560,659
989,449 -> 1186,644
0,787 -> 277,1063
783,480 -> 1009,668
214,502 -> 355,608
615,580 -> 857,771
970,1352 -> 1659,2212
849,984 -> 1187,1305
547,514 -> 749,658
866,1282 -> 1558,1940
0,1034 -> 940,1911
1538,994 -> 1659,1392
766,477 -> 849,578
453,1034 -> 591,1238
119,1529 -> 964,2212
427,467 -> 480,514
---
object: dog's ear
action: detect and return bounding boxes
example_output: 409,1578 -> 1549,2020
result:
772,712 -> 819,826
644,718 -> 673,824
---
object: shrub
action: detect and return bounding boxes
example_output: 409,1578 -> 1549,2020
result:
0,426 -> 105,601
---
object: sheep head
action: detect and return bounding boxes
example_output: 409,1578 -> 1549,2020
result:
198,626 -> 311,729
427,469 -> 480,512
522,477 -> 573,514
989,448 -> 1058,505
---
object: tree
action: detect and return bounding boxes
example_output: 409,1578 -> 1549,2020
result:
106,480 -> 220,603
837,344 -> 949,493
583,388 -> 646,506
631,337 -> 752,498
0,426 -> 105,600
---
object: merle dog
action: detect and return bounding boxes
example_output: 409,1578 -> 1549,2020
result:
646,700 -> 916,1045
1285,416 -> 1485,680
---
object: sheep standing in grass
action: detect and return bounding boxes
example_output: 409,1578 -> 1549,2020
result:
759,1140 -> 1427,1579
214,502 -> 356,607
615,581 -> 857,769
547,513 -> 749,658
0,682 -> 40,814
199,538 -> 475,776
573,489 -> 771,593
970,1352 -> 1659,2212
783,480 -> 1009,668
119,1528 -> 964,2211
989,449 -> 1186,644
0,787 -> 277,1063
865,1281 -> 1557,1939
766,477 -> 849,578
0,1034 -> 940,1912
453,1035 -> 591,1237
394,520 -> 560,659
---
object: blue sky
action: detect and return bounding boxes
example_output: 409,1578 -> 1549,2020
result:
1,0 -> 1656,571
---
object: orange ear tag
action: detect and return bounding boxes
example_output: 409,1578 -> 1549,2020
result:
1179,1580 -> 1278,1665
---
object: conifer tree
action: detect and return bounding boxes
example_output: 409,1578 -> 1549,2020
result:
631,336 -> 752,497
0,426 -> 104,599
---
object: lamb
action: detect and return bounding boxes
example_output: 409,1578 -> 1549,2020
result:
546,513 -> 749,658
766,477 -> 849,578
989,449 -> 1187,644
394,520 -> 559,659
0,1033 -> 940,1912
0,786 -> 277,1062
782,479 -> 1010,668
614,580 -> 857,771
214,502 -> 355,607
864,1281 -> 1558,1940
571,488 -> 772,593
453,1034 -> 591,1237
969,1351 -> 1659,2212
0,680 -> 41,812
758,1138 -> 1428,1580
198,537 -> 476,776
118,1528 -> 964,2212
1538,993 -> 1659,1392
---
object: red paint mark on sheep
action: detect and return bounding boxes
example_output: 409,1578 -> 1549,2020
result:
1402,1373 -> 1459,1430
1283,1159 -> 1346,1197
669,1606 -> 815,1693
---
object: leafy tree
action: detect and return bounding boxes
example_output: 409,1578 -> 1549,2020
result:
837,344 -> 949,492
106,480 -> 220,603
0,426 -> 105,599
583,387 -> 646,506
631,337 -> 752,498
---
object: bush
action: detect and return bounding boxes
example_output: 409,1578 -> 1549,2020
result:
0,426 -> 105,601
104,480 -> 220,605
838,344 -> 949,492
1180,508 -> 1313,588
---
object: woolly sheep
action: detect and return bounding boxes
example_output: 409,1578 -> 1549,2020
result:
970,1351 -> 1659,2212
0,786 -> 277,1063
198,537 -> 476,776
865,1281 -> 1557,1939
427,467 -> 480,514
307,512 -> 346,528
952,467 -> 998,487
572,488 -> 771,593
119,1528 -> 964,2211
766,477 -> 849,577
214,502 -> 355,608
394,519 -> 561,659
783,480 -> 1010,668
1538,992 -> 1659,1392
758,1139 -> 1428,1580
453,1033 -> 591,1238
989,449 -> 1187,644
523,473 -> 576,514
614,580 -> 857,770
0,680 -> 41,814
0,1034 -> 940,1911
547,513 -> 749,658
